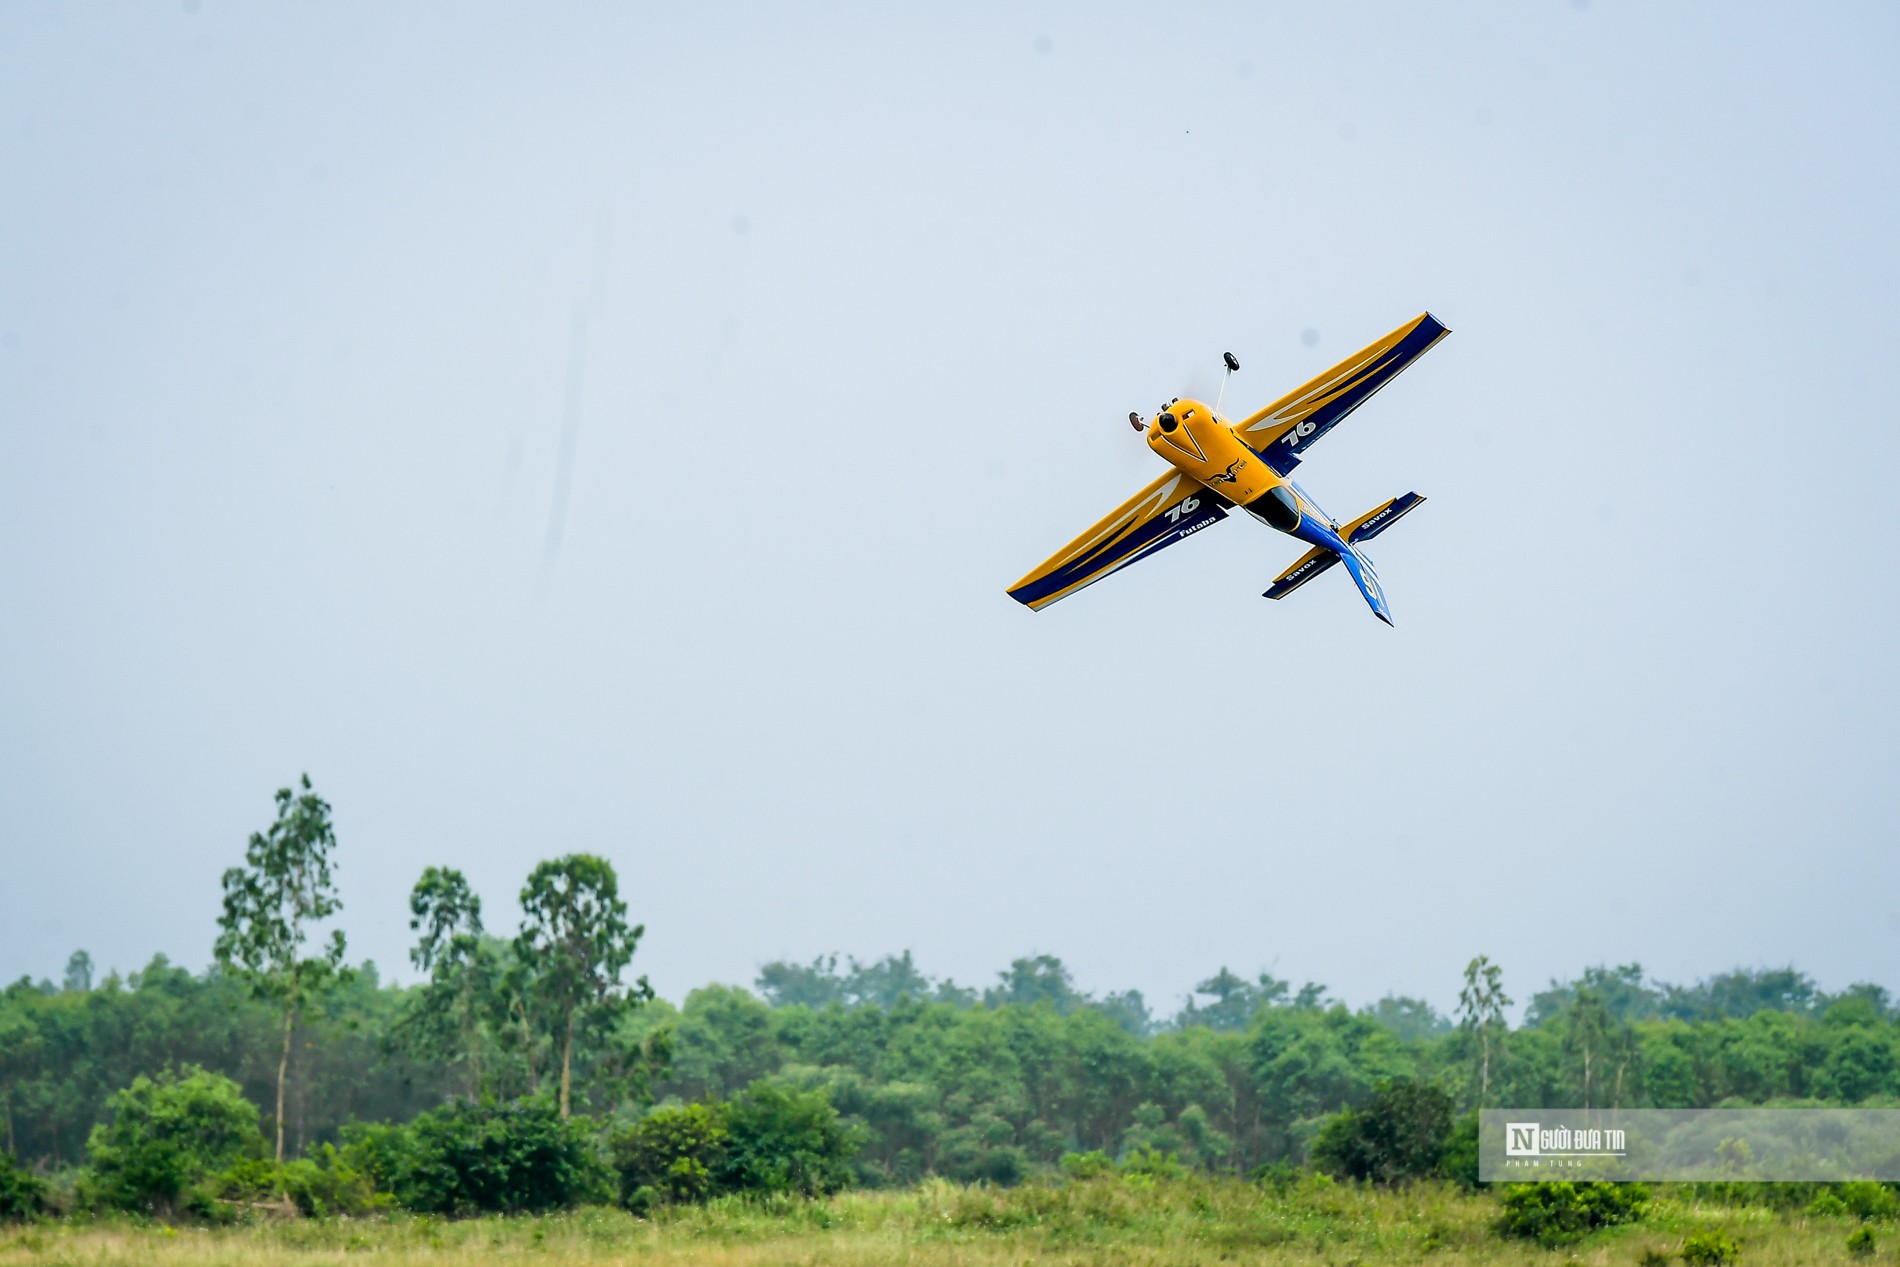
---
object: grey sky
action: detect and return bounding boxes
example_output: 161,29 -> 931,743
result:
3,3 -> 1896,1020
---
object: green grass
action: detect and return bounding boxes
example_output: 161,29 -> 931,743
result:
0,1178 -> 1884,1267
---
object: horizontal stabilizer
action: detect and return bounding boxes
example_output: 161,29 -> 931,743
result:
1264,545 -> 1339,600
1343,492 -> 1426,544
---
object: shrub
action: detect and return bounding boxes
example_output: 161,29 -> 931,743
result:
1498,1181 -> 1649,1247
1847,1226 -> 1876,1258
1640,1249 -> 1673,1267
83,1066 -> 265,1216
608,1084 -> 859,1211
0,1152 -> 45,1222
1808,1190 -> 1851,1218
1838,1181 -> 1900,1221
1680,1230 -> 1740,1265
1250,1161 -> 1304,1192
200,1147 -> 385,1218
1310,1078 -> 1454,1186
1058,1150 -> 1116,1180
720,1082 -> 860,1197
345,1097 -> 608,1215
1439,1111 -> 1480,1188
610,1101 -> 729,1212
938,1136 -> 1026,1186
1118,1145 -> 1186,1183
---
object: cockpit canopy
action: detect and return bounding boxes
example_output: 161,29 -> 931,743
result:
1251,485 -> 1301,533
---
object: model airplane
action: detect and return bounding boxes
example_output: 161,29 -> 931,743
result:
1007,312 -> 1451,624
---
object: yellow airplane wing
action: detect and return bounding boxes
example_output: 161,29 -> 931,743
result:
1234,312 -> 1450,469
1007,472 -> 1228,610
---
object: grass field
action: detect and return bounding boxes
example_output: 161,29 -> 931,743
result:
0,1179 -> 1883,1267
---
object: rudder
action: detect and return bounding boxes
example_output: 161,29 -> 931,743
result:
1336,546 -> 1393,626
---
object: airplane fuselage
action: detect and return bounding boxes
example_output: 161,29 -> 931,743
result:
1142,398 -> 1341,550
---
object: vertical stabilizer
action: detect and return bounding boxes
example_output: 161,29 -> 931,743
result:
1336,546 -> 1394,626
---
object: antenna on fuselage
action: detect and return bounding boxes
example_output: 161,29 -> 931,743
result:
1214,351 -> 1240,416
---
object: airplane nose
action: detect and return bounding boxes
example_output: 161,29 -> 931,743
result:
1157,412 -> 1178,433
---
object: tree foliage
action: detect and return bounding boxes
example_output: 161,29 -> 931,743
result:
1457,955 -> 1511,1107
343,1097 -> 608,1215
611,1101 -> 729,1209
213,774 -> 348,1161
0,1151 -> 44,1222
514,855 -> 653,1118
609,1081 -> 859,1211
1310,1078 -> 1454,1185
6,946 -> 1898,1187
401,866 -> 493,1100
1497,1180 -> 1649,1247
82,1066 -> 264,1216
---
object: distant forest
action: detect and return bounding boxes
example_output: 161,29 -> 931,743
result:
3,777 -> 1896,1186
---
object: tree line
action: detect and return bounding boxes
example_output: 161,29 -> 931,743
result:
3,775 -> 1897,1195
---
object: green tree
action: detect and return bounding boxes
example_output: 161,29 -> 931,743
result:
61,950 -> 93,994
1362,995 -> 1451,1042
406,866 -> 492,1099
985,955 -> 1084,1012
346,1097 -> 609,1214
0,1008 -> 43,1158
1526,963 -> 1658,1027
756,954 -> 844,1008
213,774 -> 349,1162
1095,989 -> 1154,1036
720,1081 -> 861,1196
1457,955 -> 1511,1107
609,1101 -> 729,1209
664,985 -> 782,1101
1817,1025 -> 1898,1103
843,952 -> 934,1009
1565,987 -> 1616,1108
1660,967 -> 1818,1020
1310,1078 -> 1454,1185
84,1066 -> 264,1216
0,1151 -> 45,1222
515,854 -> 652,1118
1177,968 -> 1267,1031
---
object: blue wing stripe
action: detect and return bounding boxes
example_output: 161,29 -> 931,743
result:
1249,314 -> 1449,471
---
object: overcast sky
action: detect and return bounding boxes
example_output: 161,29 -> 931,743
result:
3,3 -> 1896,1019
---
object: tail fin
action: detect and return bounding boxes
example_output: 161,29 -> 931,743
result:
1267,493 -> 1420,623
1336,545 -> 1393,626
1264,543 -> 1393,624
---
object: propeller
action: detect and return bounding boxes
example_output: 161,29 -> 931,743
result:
1216,351 -> 1239,414
1127,352 -> 1242,431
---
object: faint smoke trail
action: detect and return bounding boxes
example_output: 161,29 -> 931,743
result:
542,307 -> 587,570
